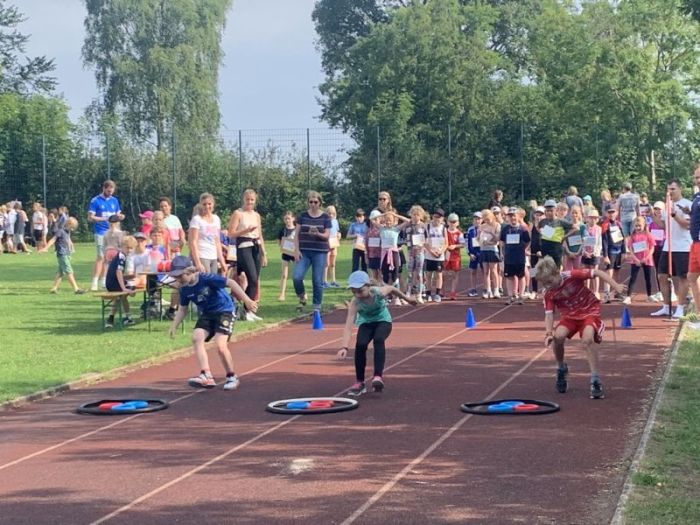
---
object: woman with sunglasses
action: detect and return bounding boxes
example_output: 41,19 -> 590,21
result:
293,190 -> 332,313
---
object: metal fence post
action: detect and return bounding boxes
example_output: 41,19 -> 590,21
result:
376,126 -> 381,193
448,124 -> 452,211
519,122 -> 525,201
307,128 -> 311,189
41,135 -> 47,208
105,132 -> 111,180
171,130 -> 177,215
238,129 -> 243,195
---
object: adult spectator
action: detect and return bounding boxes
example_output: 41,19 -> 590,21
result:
31,202 -> 47,250
651,179 -> 692,319
582,195 -> 596,218
13,202 -> 30,253
159,197 -> 186,256
600,190 -> 615,215
88,180 -> 124,290
487,190 -> 504,210
536,199 -> 577,269
615,182 -> 640,237
227,189 -> 267,321
293,190 -> 331,313
375,191 -> 395,213
564,186 -> 584,221
188,192 -> 227,275
685,166 -> 700,329
639,192 -> 651,218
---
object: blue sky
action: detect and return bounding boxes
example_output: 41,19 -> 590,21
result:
15,0 -> 327,130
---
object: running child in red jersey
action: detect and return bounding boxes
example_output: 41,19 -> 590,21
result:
534,256 -> 626,399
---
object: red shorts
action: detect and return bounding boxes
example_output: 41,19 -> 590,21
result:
689,242 -> 700,274
557,315 -> 604,344
444,257 -> 461,272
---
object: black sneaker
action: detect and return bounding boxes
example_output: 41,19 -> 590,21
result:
347,381 -> 366,396
590,380 -> 605,399
122,317 -> 136,326
165,308 -> 176,321
556,364 -> 569,393
105,317 -> 114,329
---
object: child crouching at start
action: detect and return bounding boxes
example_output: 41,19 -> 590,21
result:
534,256 -> 626,399
339,271 -> 417,396
166,255 -> 258,390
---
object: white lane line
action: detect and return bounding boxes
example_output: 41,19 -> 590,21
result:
0,307 -> 424,472
340,346 -> 550,525
88,305 -> 512,524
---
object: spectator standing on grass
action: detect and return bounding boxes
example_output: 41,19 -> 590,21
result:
31,202 -> 47,250
13,202 -> 30,253
227,189 -> 266,322
648,202 -> 666,301
103,215 -> 125,263
38,216 -> 85,294
159,197 -> 186,257
346,208 -> 368,273
684,166 -> 700,329
189,192 -> 227,276
615,182 -> 640,237
277,211 -> 297,301
323,205 -> 341,288
0,204 -> 7,254
5,202 -> 17,253
88,180 -> 124,291
564,186 -> 584,222
487,190 -> 504,210
293,190 -> 331,313
650,179 -> 693,319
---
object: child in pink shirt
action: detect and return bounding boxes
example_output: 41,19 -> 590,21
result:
623,217 -> 655,304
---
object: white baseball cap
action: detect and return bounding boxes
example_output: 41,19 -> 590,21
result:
369,210 -> 382,220
347,271 -> 371,289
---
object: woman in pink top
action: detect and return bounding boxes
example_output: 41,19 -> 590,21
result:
623,217 -> 655,304
648,201 -> 666,300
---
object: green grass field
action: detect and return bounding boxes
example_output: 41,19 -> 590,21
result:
0,242 -> 352,403
623,329 -> 700,524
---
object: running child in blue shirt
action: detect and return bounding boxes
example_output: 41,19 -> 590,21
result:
166,255 -> 258,390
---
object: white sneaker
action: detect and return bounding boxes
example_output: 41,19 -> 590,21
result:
432,294 -> 442,303
223,375 -> 240,390
90,280 -> 99,292
482,290 -> 490,299
673,306 -> 685,319
415,294 -> 424,304
493,290 -> 501,299
245,312 -> 263,322
651,306 -> 670,317
622,296 -> 632,305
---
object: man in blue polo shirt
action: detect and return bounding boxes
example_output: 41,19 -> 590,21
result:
88,180 -> 124,290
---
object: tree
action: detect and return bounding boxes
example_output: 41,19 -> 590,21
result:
82,0 -> 232,150
0,0 -> 56,94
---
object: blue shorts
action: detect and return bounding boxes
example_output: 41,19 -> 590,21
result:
468,253 -> 482,270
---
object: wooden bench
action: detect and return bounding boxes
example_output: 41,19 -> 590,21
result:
95,291 -> 131,330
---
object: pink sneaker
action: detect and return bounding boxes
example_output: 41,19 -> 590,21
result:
347,381 -> 366,396
371,375 -> 385,392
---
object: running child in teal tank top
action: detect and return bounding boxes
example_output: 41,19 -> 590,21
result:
339,271 -> 416,396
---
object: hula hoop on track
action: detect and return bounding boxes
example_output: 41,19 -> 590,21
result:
77,399 -> 169,416
266,397 -> 358,415
460,399 -> 559,415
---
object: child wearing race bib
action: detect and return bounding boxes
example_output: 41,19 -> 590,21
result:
277,211 -> 296,301
378,210 -> 409,290
466,211 -> 483,297
648,201 -> 666,301
581,209 -> 603,298
563,206 -> 586,271
425,208 -> 448,302
403,205 -> 428,303
347,209 -> 368,272
338,271 -> 417,396
601,208 -> 626,303
366,211 -> 383,282
499,207 -> 531,304
323,205 -> 342,288
479,209 -> 501,299
444,213 -> 464,300
623,217 -> 655,304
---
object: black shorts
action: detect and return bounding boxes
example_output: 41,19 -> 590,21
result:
281,253 -> 295,262
503,263 -> 526,278
657,251 -> 689,278
605,252 -> 623,271
581,255 -> 599,267
468,253 -> 482,270
33,229 -> 44,241
398,249 -> 406,272
425,259 -> 443,272
368,256 -> 381,270
541,250 -> 562,268
195,312 -> 234,342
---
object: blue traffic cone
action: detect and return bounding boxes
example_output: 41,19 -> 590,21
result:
465,308 -> 477,329
621,307 -> 632,329
312,310 -> 324,330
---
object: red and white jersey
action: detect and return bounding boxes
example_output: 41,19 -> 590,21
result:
543,269 -> 599,320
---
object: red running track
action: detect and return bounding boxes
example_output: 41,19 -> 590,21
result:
0,295 -> 676,524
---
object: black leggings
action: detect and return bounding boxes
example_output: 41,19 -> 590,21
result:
530,254 -> 540,292
352,248 -> 367,272
628,264 -> 653,296
653,249 -> 662,293
237,244 -> 261,302
381,252 -> 400,285
355,321 -> 392,382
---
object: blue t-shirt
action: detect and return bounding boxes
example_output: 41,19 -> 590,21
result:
179,273 -> 234,315
88,194 -> 121,235
690,191 -> 700,242
467,226 -> 481,255
106,251 -> 128,291
347,221 -> 368,238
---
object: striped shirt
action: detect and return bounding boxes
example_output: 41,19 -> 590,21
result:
297,211 -> 332,252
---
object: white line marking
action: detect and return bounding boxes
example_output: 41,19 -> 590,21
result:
340,346 -> 550,525
0,307 -> 421,472
87,305 -> 512,524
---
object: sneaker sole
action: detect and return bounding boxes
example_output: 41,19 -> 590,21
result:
188,380 -> 216,389
223,383 -> 239,391
347,389 -> 366,397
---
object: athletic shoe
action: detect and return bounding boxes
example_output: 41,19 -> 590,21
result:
433,294 -> 442,303
426,294 -> 432,302
482,290 -> 490,299
515,295 -> 524,305
556,364 -> 569,394
105,317 -> 114,329
590,380 -> 605,399
322,281 -> 330,289
505,296 -> 515,305
371,375 -> 385,392
415,294 -> 424,304
622,296 -> 631,305
90,282 -> 99,292
122,317 -> 136,326
296,296 -> 307,312
498,288 -> 504,296
673,306 -> 685,319
330,282 -> 340,288
468,289 -> 478,298
651,291 -> 663,302
347,381 -> 366,396
603,292 -> 611,304
246,311 -> 263,322
493,290 -> 501,299
647,296 -> 656,302
651,306 -> 670,317
74,288 -> 86,295
188,373 -> 216,389
223,375 -> 240,391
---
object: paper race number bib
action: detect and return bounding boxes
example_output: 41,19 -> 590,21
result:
583,236 -> 596,247
632,241 -> 647,254
368,237 -> 381,248
430,237 -> 443,248
610,226 -> 624,244
567,234 -> 582,247
540,225 -> 555,240
281,238 -> 295,256
651,229 -> 664,241
353,235 -> 366,251
506,233 -> 520,245
411,233 -> 425,247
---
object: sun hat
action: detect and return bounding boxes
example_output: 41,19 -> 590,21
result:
347,270 -> 370,289
544,199 -> 557,208
587,209 -> 600,218
447,213 -> 459,222
168,255 -> 194,277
